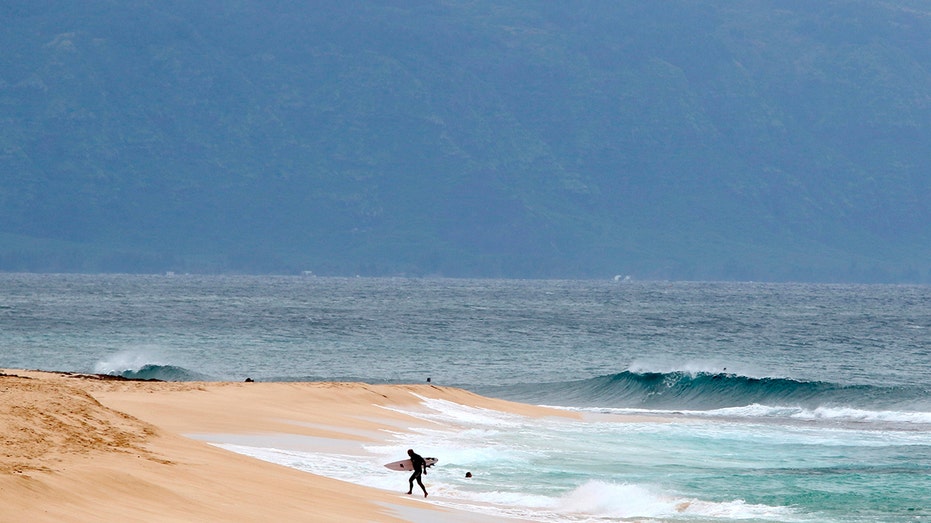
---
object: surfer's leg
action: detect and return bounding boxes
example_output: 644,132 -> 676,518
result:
407,471 -> 415,494
417,476 -> 428,497
415,472 -> 427,496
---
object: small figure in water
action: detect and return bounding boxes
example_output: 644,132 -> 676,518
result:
406,448 -> 428,497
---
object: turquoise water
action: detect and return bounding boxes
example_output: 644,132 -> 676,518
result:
2,274 -> 929,521
209,396 -> 930,522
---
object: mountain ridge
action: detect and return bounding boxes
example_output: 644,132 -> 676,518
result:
2,1 -> 930,281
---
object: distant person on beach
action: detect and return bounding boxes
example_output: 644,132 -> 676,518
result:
406,448 -> 428,497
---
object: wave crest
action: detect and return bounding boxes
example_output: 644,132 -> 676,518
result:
93,351 -> 209,381
112,363 -> 210,381
489,370 -> 930,413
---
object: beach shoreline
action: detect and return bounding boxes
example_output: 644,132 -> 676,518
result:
0,369 -> 572,522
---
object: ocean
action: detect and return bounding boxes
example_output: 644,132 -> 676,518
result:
2,274 -> 929,522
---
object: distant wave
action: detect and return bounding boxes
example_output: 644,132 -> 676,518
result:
483,371 -> 931,413
110,363 -> 211,382
93,350 -> 212,381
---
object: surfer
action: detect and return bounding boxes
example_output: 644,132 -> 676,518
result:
406,448 -> 428,497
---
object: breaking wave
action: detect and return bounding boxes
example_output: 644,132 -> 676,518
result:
485,370 -> 931,414
93,352 -> 211,381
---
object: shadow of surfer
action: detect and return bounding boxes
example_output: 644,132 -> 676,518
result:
406,449 -> 428,497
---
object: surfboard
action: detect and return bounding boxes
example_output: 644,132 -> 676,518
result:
383,457 -> 438,471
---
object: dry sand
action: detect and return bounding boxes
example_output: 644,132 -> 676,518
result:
0,369 -> 573,522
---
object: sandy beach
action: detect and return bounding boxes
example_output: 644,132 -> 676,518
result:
0,369 -> 571,522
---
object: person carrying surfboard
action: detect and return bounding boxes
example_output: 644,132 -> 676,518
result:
406,448 -> 428,497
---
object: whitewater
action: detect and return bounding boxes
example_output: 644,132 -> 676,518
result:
2,274 -> 929,521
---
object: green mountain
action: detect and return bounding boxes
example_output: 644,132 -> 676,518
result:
3,1 -> 930,281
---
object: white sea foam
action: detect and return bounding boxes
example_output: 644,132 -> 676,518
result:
571,403 -> 931,426
556,481 -> 677,518
207,396 -> 817,522
383,395 -> 530,428
799,405 -> 931,424
554,481 -> 798,521
697,403 -> 931,425
211,442 -> 416,493
92,348 -> 164,374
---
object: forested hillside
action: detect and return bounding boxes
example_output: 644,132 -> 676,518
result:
3,1 -> 930,281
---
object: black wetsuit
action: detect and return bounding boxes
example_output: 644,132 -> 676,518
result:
408,452 -> 427,496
